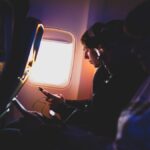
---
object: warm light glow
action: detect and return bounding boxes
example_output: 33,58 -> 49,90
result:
29,39 -> 74,87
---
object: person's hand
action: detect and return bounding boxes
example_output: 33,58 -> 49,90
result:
38,87 -> 66,120
47,94 -> 69,121
49,94 -> 62,107
48,94 -> 65,113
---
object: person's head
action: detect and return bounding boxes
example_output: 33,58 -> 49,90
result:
81,20 -> 124,68
81,22 -> 104,68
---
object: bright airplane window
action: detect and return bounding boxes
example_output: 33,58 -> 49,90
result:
29,28 -> 75,87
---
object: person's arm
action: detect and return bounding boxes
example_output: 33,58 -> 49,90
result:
64,99 -> 92,110
50,98 -> 92,121
38,87 -> 92,120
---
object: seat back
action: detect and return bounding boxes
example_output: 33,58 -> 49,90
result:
0,0 -> 44,114
0,0 -> 14,75
125,0 -> 150,38
116,2 -> 150,146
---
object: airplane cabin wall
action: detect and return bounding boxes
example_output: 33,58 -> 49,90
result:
18,0 -> 93,114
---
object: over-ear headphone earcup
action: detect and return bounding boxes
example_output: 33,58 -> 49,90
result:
94,48 -> 101,58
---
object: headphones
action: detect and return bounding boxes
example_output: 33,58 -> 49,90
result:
94,48 -> 101,59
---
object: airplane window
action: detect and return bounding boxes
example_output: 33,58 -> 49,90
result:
29,28 -> 75,87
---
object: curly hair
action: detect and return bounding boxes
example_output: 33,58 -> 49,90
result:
81,20 -> 124,49
81,22 -> 104,48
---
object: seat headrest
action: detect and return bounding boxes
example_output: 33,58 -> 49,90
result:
125,0 -> 150,38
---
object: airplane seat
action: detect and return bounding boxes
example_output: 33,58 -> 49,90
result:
0,0 -> 44,117
115,1 -> 150,148
0,17 -> 44,117
124,0 -> 150,38
0,0 -> 15,118
124,0 -> 150,102
116,63 -> 150,149
0,0 -> 14,76
123,0 -> 150,114
0,0 -> 29,73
